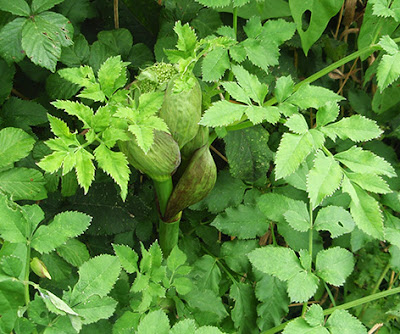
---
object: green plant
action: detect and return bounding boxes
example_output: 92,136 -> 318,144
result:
1,0 -> 400,333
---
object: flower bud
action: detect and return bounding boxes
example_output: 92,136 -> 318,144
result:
159,74 -> 202,148
164,145 -> 216,221
118,131 -> 181,182
180,125 -> 209,162
30,257 -> 51,279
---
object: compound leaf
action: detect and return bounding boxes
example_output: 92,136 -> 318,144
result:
287,84 -> 344,109
199,100 -> 246,127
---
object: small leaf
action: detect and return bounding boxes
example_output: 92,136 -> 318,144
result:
305,304 -> 325,327
377,52 -> 400,91
137,310 -> 169,334
326,309 -> 368,334
167,246 -> 187,273
0,127 -> 35,168
316,102 -> 339,127
52,100 -> 94,128
31,211 -> 91,253
245,105 -> 280,125
112,244 -> 138,274
38,287 -> 78,315
74,295 -> 117,325
232,65 -> 268,104
0,193 -> 29,243
283,318 -> 329,334
285,114 -> 309,134
316,247 -> 355,286
174,21 -> 197,53
57,239 -> 90,268
98,55 -> 129,98
75,149 -> 95,194
287,270 -> 319,303
314,206 -> 355,238
200,101 -> 245,127
221,82 -> 251,104
202,47 -> 230,82
229,282 -> 257,332
283,200 -> 310,232
346,172 -> 391,194
275,75 -> 294,102
378,35 -> 399,55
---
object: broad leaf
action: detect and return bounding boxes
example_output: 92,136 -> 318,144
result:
314,206 -> 355,238
0,18 -> 26,64
137,310 -> 169,334
74,295 -> 117,325
70,255 -> 121,305
307,151 -> 343,208
283,318 -> 329,334
31,211 -> 91,253
316,247 -> 354,286
0,127 -> 35,168
31,0 -> 65,14
326,310 -> 368,334
0,0 -> 30,16
229,283 -> 257,333
0,194 -> 29,243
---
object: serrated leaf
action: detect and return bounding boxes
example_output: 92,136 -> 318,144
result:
307,151 -> 343,208
287,270 -> 319,303
170,319 -> 196,334
199,100 -> 246,127
70,255 -> 121,305
57,239 -> 90,267
326,309 -> 368,334
275,75 -> 294,102
94,144 -> 130,200
335,146 -> 395,177
190,255 -> 221,295
245,105 -> 280,125
322,115 -> 383,142
229,282 -> 257,333
0,0 -> 30,16
316,102 -> 339,127
167,246 -> 187,273
52,100 -> 94,129
275,132 -> 315,180
1,256 -> 23,278
372,0 -> 397,18
195,0 -> 230,8
221,240 -> 258,274
305,304 -> 325,327
377,52 -> 400,91
211,204 -> 269,239
378,35 -> 399,55
38,287 -> 78,315
221,82 -> 250,104
112,244 -> 138,274
98,55 -> 129,98
174,21 -> 197,53
97,28 -> 133,59
241,38 -> 279,72
283,318 -> 329,334
314,206 -> 355,238
346,172 -> 391,194
285,114 -> 309,134
31,0 -> 65,14
0,127 -> 35,168
316,247 -> 354,286
0,18 -> 26,64
202,47 -> 230,82
289,0 -> 344,55
74,295 -> 117,325
287,84 -> 345,110
257,193 -> 297,223
0,167 -> 47,201
58,65 -> 96,87
283,201 -> 310,232
137,310 -> 169,334
75,149 -> 95,194
31,211 -> 91,253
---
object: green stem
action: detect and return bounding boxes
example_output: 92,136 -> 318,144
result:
308,201 -> 313,270
153,177 -> 173,217
224,6 -> 238,101
24,242 -> 31,305
262,286 -> 400,334
323,281 -> 337,307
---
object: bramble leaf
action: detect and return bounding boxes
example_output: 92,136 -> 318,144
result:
307,151 -> 343,208
31,0 -> 65,14
0,127 -> 35,168
314,206 -> 355,238
0,0 -> 30,16
0,18 -> 26,64
31,211 -> 91,253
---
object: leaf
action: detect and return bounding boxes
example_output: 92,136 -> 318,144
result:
257,193 -> 298,223
52,100 -> 93,128
286,84 -> 345,109
1,256 -> 23,278
31,211 -> 91,253
97,28 -> 133,59
314,206 -> 355,238
199,100 -> 246,127
377,52 -> 400,91
289,0 -> 344,55
31,0 -> 65,14
283,200 -> 310,232
229,283 -> 257,333
322,115 -> 383,142
274,132 -> 315,180
283,318 -> 329,334
56,239 -> 90,268
378,35 -> 399,55
98,55 -> 129,98
316,247 -> 355,286
112,244 -> 138,274
307,151 -> 343,208
287,270 -> 319,303
174,21 -> 198,53
195,0 -> 230,9
70,255 -> 121,305
0,0 -> 30,16
0,193 -> 29,243
94,144 -> 130,200
0,127 -> 35,168
202,47 -> 230,82
211,204 -> 269,239
74,295 -> 117,325
60,34 -> 90,67
316,102 -> 339,127
245,105 -> 280,125
167,246 -> 187,273
305,304 -> 325,327
325,309 -> 368,334
346,172 -> 391,194
190,255 -> 221,295
0,18 -> 26,64
334,146 -> 395,177
285,114 -> 309,134
137,310 -> 169,334
38,287 -> 78,316
170,319 -> 196,334
275,75 -> 295,102
221,82 -> 251,104
75,148 -> 95,194
221,240 -> 258,274
223,125 -> 273,183
0,168 -> 47,201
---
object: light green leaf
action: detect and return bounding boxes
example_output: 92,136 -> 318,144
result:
232,65 -> 268,105
275,132 -> 315,180
283,318 -> 329,334
377,52 -> 400,91
98,55 -> 129,98
174,21 -> 197,53
47,114 -> 74,140
58,65 -> 96,87
0,127 -> 35,168
221,82 -> 251,104
314,206 -> 355,238
128,124 -> 155,154
275,75 -> 294,102
31,211 -> 91,253
378,35 -> 399,55
195,0 -> 230,9
241,38 -> 279,72
289,0 -> 344,55
31,0 -> 65,14
75,148 -> 95,194
0,18 -> 26,64
346,172 -> 391,194
248,246 -> 302,282
285,114 -> 309,134
0,194 -> 29,243
52,100 -> 94,128
94,144 -> 130,200
229,282 -> 257,332
322,115 -> 383,142
257,193 -> 298,223
37,151 -> 68,174
316,102 -> 339,127
38,287 -> 78,316
60,34 -> 90,67
137,310 -> 169,334
0,168 -> 46,201
74,295 -> 117,324
70,255 -> 121,305
307,151 -> 343,208
211,204 -> 269,239
112,244 -> 138,274
0,0 -> 30,16
305,304 -> 325,327
287,270 -> 319,303
245,105 -> 280,125
326,309 -> 368,334
199,101 -> 246,127
56,239 -> 90,267
173,276 -> 193,295
0,256 -> 23,278
283,200 -> 310,232
287,84 -> 345,109
316,247 -> 355,286
202,47 -> 230,82
334,146 -> 395,177
167,246 -> 187,273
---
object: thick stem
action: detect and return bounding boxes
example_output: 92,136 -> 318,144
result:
153,177 -> 173,217
24,242 -> 31,305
